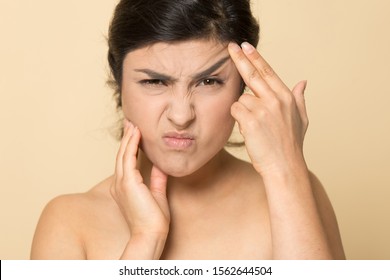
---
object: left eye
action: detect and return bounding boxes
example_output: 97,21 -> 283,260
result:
199,78 -> 220,86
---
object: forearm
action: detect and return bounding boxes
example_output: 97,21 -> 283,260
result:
120,233 -> 167,260
262,158 -> 333,259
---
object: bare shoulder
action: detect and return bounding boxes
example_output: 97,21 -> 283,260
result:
308,171 -> 346,259
31,176 -> 117,259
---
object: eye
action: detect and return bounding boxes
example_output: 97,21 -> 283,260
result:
139,79 -> 166,87
198,78 -> 223,86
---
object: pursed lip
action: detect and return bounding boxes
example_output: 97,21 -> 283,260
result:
163,132 -> 195,140
162,132 -> 195,149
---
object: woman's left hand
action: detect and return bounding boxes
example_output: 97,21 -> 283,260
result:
228,43 -> 342,260
228,42 -> 309,176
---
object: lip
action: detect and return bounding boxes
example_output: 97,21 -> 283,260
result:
162,132 -> 195,149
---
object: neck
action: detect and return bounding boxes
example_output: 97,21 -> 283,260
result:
138,149 -> 236,202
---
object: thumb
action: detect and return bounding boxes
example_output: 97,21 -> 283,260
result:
292,80 -> 308,123
292,80 -> 307,97
150,165 -> 168,198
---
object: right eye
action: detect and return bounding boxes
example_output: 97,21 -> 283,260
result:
139,79 -> 166,87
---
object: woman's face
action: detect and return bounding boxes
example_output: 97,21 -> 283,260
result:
121,39 -> 242,177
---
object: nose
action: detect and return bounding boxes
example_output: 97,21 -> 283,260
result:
166,95 -> 196,129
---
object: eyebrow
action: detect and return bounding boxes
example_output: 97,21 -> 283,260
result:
133,56 -> 231,82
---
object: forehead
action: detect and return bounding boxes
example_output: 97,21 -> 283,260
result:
123,39 -> 230,76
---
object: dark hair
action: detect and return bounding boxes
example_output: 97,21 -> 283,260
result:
107,0 -> 260,109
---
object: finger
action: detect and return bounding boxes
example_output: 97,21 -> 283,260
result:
241,42 -> 290,94
150,166 -> 168,197
115,122 -> 133,178
150,166 -> 168,212
237,93 -> 261,112
228,42 -> 274,99
292,80 -> 309,126
122,126 -> 141,176
230,101 -> 254,136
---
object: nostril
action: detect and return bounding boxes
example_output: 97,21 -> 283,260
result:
166,102 -> 196,128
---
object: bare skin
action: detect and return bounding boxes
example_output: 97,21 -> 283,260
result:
30,153 -> 343,259
31,40 -> 345,260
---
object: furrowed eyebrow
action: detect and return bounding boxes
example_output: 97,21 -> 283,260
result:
133,69 -> 176,82
191,56 -> 230,80
133,56 -> 230,82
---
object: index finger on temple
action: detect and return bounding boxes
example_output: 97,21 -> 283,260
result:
228,42 -> 273,99
242,42 -> 290,94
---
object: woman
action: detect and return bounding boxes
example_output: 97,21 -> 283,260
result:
31,0 -> 345,259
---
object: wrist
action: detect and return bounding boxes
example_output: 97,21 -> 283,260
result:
121,232 -> 168,260
131,231 -> 168,243
258,153 -> 309,181
260,156 -> 315,205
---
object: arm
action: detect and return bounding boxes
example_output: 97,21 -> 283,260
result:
110,120 -> 170,260
262,165 -> 345,259
229,42 -> 345,259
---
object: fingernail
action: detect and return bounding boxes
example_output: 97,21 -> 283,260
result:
241,42 -> 255,54
123,119 -> 129,128
123,119 -> 134,131
229,42 -> 242,53
131,126 -> 138,136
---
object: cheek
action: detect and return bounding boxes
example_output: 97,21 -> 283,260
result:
205,86 -> 239,117
197,93 -> 237,137
207,99 -> 234,123
122,92 -> 164,127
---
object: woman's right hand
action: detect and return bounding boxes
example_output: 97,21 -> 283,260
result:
110,120 -> 170,259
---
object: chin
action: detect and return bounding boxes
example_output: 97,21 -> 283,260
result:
157,162 -> 199,178
152,153 -> 208,178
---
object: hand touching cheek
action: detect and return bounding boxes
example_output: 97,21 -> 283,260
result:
110,120 -> 170,259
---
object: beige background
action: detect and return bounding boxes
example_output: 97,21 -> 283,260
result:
0,0 -> 389,259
